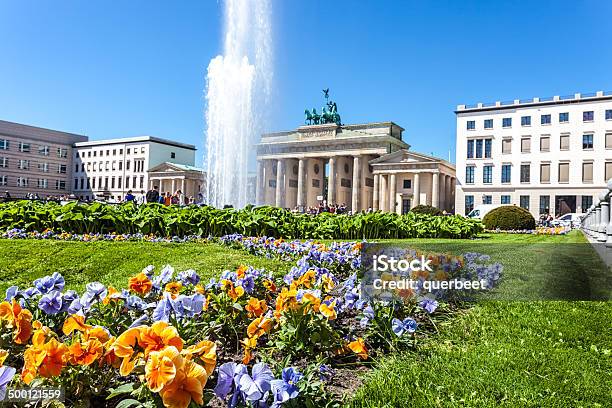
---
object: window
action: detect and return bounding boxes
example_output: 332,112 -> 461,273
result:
558,162 -> 569,183
606,161 -> 612,181
482,195 -> 492,204
55,180 -> 66,190
140,176 -> 144,189
484,119 -> 493,129
521,116 -> 531,126
466,120 -> 475,130
127,148 -> 131,155
141,146 -> 145,153
501,164 -> 511,183
540,163 -> 550,183
92,178 -> 96,189
0,139 -> 8,150
606,110 -> 612,120
539,196 -> 550,215
118,177 -> 122,189
484,139 -> 492,158
520,164 -> 530,183
467,140 -> 474,158
560,134 -> 570,150
465,196 -> 474,215
583,111 -> 594,121
119,161 -> 123,170
18,159 -> 29,170
501,195 -> 511,204
57,147 -> 68,158
502,138 -> 512,154
125,177 -> 129,189
559,112 -> 569,123
0,176 -> 6,186
582,162 -> 593,183
80,178 -> 84,190
465,166 -> 475,184
0,157 -> 7,168
38,145 -> 49,155
540,136 -> 550,152
520,195 -> 530,210
483,165 -> 492,184
606,133 -> 612,149
402,179 -> 411,189
475,139 -> 483,158
502,118 -> 512,128
582,134 -> 593,149
87,151 -> 91,158
75,163 -> 79,173
541,114 -> 551,125
113,149 -> 116,156
19,142 -> 31,152
74,178 -> 79,190
119,149 -> 123,155
17,177 -> 28,187
111,177 -> 116,189
58,164 -> 67,174
38,162 -> 49,172
171,152 -> 176,159
521,137 -> 531,153
581,196 -> 592,212
126,160 -> 131,171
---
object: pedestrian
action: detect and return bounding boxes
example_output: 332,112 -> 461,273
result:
164,192 -> 172,206
125,190 -> 136,202
145,185 -> 160,204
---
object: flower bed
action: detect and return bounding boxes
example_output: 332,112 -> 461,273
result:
485,226 -> 570,235
0,239 -> 502,407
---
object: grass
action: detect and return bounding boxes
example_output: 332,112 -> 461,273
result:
0,231 -> 610,407
350,231 -> 612,407
0,240 -> 290,292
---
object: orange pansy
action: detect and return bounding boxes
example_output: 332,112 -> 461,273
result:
145,346 -> 183,392
320,301 -> 337,320
245,297 -> 267,317
159,359 -> 208,408
348,338 -> 368,360
247,317 -> 274,338
113,327 -> 144,376
128,272 -> 153,295
182,340 -> 216,376
139,321 -> 183,357
62,314 -> 92,336
68,339 -> 103,366
165,282 -> 183,296
38,338 -> 68,378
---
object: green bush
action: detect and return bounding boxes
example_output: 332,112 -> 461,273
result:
0,200 -> 484,239
482,205 -> 536,230
410,205 -> 443,216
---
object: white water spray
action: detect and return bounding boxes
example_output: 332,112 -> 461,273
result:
205,0 -> 272,208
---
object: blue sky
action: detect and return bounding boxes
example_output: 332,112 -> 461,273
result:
1,0 -> 611,165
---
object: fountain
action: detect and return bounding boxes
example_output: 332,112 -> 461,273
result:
205,0 -> 272,208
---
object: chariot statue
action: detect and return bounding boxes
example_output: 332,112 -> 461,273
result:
304,89 -> 341,126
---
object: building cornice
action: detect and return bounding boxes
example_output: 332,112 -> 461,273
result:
455,91 -> 612,114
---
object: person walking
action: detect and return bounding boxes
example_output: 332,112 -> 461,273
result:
145,185 -> 160,204
124,190 -> 136,202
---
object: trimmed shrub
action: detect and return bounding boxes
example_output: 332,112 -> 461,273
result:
410,205 -> 443,216
482,205 -> 536,230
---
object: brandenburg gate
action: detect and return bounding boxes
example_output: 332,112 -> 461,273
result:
255,121 -> 456,213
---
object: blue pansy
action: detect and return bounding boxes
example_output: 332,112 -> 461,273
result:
38,291 -> 63,314
391,317 -> 418,337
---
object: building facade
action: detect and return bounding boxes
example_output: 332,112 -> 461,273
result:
73,136 -> 200,201
255,122 -> 455,213
0,120 -> 87,197
455,91 -> 612,218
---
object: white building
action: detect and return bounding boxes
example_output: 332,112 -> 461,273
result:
455,91 -> 612,218
73,136 -> 202,201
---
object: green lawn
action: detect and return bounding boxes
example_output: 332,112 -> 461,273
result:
0,232 -> 610,407
350,231 -> 612,407
0,240 -> 290,292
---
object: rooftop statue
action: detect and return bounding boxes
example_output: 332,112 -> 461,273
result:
305,89 -> 341,126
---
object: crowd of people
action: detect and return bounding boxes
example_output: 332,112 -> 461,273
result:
142,185 -> 204,206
